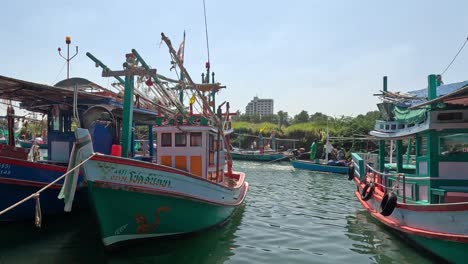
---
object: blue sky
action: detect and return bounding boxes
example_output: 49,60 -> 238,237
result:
0,0 -> 467,117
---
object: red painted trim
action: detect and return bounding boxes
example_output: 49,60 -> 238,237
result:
0,157 -> 67,172
353,176 -> 468,212
0,177 -> 62,189
92,154 -> 191,176
354,190 -> 468,243
92,180 -> 249,207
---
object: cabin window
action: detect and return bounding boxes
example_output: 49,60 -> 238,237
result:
440,133 -> 468,156
175,133 -> 187,147
437,112 -> 463,121
161,133 -> 172,147
209,134 -> 215,165
418,136 -> 427,156
190,133 -> 202,147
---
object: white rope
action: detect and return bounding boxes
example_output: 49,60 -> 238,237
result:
365,164 -> 405,192
0,153 -> 97,217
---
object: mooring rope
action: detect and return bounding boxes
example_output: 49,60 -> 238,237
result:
0,153 -> 97,219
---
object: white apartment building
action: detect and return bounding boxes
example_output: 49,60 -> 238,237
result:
245,96 -> 274,117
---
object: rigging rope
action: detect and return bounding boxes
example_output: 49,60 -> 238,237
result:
203,0 -> 211,63
441,36 -> 468,76
51,61 -> 67,85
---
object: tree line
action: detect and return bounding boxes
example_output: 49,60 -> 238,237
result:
231,110 -> 382,154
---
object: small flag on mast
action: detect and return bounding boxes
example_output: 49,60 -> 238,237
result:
177,30 -> 186,65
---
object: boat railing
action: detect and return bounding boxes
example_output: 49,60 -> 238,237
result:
365,163 -> 406,203
374,119 -> 428,133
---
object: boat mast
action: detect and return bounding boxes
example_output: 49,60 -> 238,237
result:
101,54 -> 156,157
378,76 -> 387,172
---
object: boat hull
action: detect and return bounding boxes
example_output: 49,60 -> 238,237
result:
82,155 -> 248,246
354,178 -> 468,264
231,152 -> 286,162
0,157 -> 86,221
88,181 -> 242,246
18,140 -> 47,149
291,160 -> 348,174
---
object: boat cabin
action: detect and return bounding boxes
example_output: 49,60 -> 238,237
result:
154,115 -> 227,183
353,74 -> 468,205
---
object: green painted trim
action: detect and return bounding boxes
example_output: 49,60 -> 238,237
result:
379,140 -> 385,172
428,74 -> 437,102
407,231 -> 468,263
396,140 -> 403,173
351,153 -> 365,180
87,181 -> 237,246
121,76 -> 134,158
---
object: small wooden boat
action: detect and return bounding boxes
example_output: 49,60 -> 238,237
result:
350,75 -> 468,263
291,159 -> 349,174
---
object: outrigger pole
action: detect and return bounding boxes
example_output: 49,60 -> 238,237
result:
101,54 -> 156,158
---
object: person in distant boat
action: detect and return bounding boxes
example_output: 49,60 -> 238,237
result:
323,142 -> 336,161
310,140 -> 317,160
337,148 -> 346,161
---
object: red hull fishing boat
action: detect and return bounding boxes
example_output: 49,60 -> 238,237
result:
350,75 -> 468,263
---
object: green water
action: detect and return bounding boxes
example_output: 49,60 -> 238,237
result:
0,161 -> 435,263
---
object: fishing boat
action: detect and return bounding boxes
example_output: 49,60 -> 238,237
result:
230,132 -> 292,162
230,149 -> 287,162
61,35 -> 248,246
0,75 -> 117,220
291,159 -> 349,174
350,75 -> 468,263
291,130 -> 349,174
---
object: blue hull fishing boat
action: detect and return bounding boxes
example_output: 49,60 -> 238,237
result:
0,75 -> 118,221
291,160 -> 349,174
230,150 -> 288,162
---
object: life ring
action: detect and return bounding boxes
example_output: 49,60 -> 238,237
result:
347,165 -> 354,181
380,192 -> 397,216
361,183 -> 375,201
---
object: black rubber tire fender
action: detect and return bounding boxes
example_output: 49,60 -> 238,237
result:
380,192 -> 397,216
361,183 -> 375,201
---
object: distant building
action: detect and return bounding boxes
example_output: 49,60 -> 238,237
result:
245,96 -> 274,117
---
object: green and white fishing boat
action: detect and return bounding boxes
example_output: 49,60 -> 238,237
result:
350,75 -> 468,263
61,33 -> 248,247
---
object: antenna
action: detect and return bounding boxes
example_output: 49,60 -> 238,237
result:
58,36 -> 79,125
58,36 -> 79,81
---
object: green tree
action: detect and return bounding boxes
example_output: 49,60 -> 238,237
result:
277,110 -> 288,128
293,110 -> 309,124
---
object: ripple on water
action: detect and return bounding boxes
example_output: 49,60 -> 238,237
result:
0,160 -> 437,264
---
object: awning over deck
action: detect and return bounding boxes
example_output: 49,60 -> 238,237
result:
0,75 -> 115,113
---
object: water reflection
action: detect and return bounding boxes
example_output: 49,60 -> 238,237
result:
0,205 -> 245,264
107,204 -> 246,264
345,209 -> 435,264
